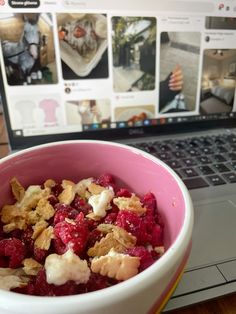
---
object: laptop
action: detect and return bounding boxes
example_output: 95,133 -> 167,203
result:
0,0 -> 236,311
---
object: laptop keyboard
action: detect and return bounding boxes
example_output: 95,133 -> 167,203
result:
129,133 -> 236,190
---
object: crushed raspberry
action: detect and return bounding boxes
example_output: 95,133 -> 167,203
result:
54,212 -> 89,256
71,195 -> 91,216
126,246 -> 155,271
53,203 -> 79,225
0,238 -> 26,268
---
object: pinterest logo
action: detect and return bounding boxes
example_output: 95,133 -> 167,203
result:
0,0 -> 5,5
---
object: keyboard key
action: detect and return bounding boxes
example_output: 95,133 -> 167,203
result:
203,147 -> 214,155
229,161 -> 236,170
197,165 -> 215,175
181,167 -> 199,177
187,148 -> 201,157
182,158 -> 197,167
198,156 -> 211,164
213,163 -> 231,173
183,177 -> 209,190
229,153 -> 236,161
213,154 -> 227,163
166,160 -> 182,169
216,146 -> 228,153
222,173 -> 236,183
153,152 -> 172,160
206,175 -> 226,186
173,151 -> 186,158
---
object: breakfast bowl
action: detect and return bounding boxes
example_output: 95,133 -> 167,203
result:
0,140 -> 194,314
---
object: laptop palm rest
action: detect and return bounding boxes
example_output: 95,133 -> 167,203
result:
187,199 -> 236,269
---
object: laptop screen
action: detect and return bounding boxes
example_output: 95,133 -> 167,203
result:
0,0 -> 236,150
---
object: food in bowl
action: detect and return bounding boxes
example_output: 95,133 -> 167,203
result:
0,173 -> 165,296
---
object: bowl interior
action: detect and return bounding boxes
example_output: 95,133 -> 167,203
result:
0,141 -> 186,249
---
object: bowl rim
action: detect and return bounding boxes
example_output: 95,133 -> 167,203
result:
0,140 -> 194,310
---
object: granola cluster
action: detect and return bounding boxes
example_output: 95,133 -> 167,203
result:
0,174 -> 164,296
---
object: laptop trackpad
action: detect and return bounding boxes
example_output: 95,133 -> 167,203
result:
186,199 -> 236,270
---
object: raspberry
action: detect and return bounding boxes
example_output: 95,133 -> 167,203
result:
96,173 -> 115,189
141,192 -> 157,213
71,195 -> 92,216
126,246 -> 154,271
54,212 -> 89,256
52,237 -> 67,255
116,188 -> 132,197
151,224 -> 163,247
53,203 -> 79,225
0,238 -> 26,268
86,229 -> 103,249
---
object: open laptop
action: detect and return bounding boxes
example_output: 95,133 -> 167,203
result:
0,0 -> 236,311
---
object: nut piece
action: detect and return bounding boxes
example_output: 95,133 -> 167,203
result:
113,193 -> 147,216
34,226 -> 54,250
10,177 -> 25,202
91,249 -> 140,281
23,258 -> 43,276
88,224 -> 136,257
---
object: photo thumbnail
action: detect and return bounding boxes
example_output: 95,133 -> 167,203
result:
159,31 -> 201,114
0,13 -> 58,86
200,49 -> 236,114
112,16 -> 156,92
57,13 -> 109,80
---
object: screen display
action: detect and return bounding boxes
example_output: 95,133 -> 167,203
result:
0,0 -> 236,141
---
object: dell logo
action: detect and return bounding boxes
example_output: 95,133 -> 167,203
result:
128,128 -> 144,136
